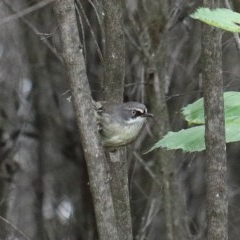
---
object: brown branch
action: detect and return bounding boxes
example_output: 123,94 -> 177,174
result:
202,1 -> 228,239
101,0 -> 132,239
52,1 -> 119,240
102,0 -> 125,102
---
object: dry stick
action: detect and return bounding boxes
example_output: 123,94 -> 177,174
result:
53,1 -> 118,240
202,1 -> 228,239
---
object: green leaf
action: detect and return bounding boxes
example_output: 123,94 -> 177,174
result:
147,123 -> 240,153
226,124 -> 240,143
182,91 -> 240,124
182,97 -> 204,125
190,8 -> 240,33
146,91 -> 240,153
147,126 -> 205,153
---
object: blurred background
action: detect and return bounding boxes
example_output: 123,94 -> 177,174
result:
0,0 -> 240,239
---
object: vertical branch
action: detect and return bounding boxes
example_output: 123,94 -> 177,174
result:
101,1 -> 132,239
101,0 -> 125,102
202,1 -> 228,240
133,1 -> 191,239
53,1 -> 119,240
107,149 -> 132,240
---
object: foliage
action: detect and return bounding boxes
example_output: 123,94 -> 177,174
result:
148,7 -> 240,153
190,8 -> 240,33
148,92 -> 240,152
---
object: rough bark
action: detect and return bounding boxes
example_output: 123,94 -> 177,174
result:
101,1 -> 132,239
53,1 -> 119,240
101,0 -> 125,102
202,1 -> 228,240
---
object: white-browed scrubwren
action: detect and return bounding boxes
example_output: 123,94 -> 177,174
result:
94,101 -> 154,147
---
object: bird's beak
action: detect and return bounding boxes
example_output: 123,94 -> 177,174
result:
144,113 -> 154,118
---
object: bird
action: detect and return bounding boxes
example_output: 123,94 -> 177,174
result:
94,101 -> 154,147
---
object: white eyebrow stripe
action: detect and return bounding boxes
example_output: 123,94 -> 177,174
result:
126,108 -> 145,113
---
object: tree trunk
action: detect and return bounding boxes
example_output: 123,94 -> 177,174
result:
53,1 -> 119,239
202,1 -> 228,239
101,0 -> 132,239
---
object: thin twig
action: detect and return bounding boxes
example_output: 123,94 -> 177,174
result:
87,0 -> 105,42
76,0 -> 104,64
0,0 -> 54,26
136,199 -> 161,240
75,3 -> 87,66
124,28 -> 143,53
23,21 -> 63,62
133,151 -> 162,187
0,215 -> 31,240
3,0 -> 63,63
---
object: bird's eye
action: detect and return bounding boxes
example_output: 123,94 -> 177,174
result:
131,110 -> 136,116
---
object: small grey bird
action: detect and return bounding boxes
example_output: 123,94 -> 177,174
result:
94,101 -> 154,147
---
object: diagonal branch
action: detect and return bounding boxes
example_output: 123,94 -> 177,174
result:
2,0 -> 62,63
53,1 -> 118,240
0,0 -> 54,26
